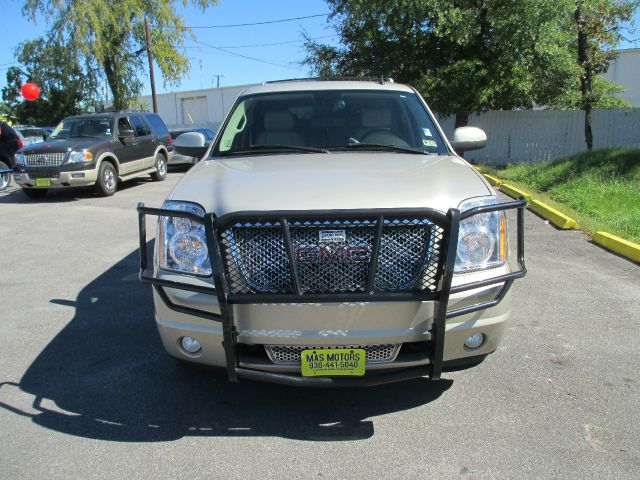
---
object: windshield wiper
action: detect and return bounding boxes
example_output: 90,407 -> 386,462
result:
332,143 -> 432,155
242,144 -> 328,154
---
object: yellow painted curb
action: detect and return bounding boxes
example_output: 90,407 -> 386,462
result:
499,183 -> 532,201
482,174 -> 502,187
592,232 -> 640,263
529,199 -> 579,230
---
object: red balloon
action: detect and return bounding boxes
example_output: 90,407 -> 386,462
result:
21,82 -> 40,101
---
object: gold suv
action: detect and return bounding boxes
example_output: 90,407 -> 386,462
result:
137,79 -> 526,386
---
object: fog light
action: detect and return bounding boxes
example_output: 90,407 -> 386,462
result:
71,173 -> 85,179
181,336 -> 201,353
464,333 -> 484,350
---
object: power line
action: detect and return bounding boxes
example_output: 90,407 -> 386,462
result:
157,13 -> 329,29
181,34 -> 336,50
179,35 -> 297,69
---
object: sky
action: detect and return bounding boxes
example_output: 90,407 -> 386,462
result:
0,0 -> 337,96
0,0 -> 639,98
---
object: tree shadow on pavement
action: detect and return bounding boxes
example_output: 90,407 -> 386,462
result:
0,247 -> 452,443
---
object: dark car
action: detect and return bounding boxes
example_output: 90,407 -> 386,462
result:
12,111 -> 173,198
0,122 -> 24,190
169,128 -> 214,165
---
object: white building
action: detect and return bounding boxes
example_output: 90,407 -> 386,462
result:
140,83 -> 258,131
603,48 -> 640,107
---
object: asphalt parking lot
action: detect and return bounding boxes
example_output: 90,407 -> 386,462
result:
1,172 -> 638,479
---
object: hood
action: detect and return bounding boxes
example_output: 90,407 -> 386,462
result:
167,152 -> 492,215
19,137 -> 110,154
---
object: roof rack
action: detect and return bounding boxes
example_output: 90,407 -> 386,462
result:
264,76 -> 395,85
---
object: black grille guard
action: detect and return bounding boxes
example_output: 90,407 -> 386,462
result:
137,199 -> 527,386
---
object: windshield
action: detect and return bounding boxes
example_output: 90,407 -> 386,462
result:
213,90 -> 448,157
16,128 -> 41,138
50,117 -> 113,139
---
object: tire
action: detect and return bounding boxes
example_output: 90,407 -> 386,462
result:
95,161 -> 117,196
22,188 -> 48,199
0,160 -> 11,191
150,151 -> 167,181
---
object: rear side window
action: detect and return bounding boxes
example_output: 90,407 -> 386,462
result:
130,116 -> 151,137
145,114 -> 170,137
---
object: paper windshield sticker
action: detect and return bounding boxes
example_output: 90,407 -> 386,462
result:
422,128 -> 432,137
422,139 -> 437,147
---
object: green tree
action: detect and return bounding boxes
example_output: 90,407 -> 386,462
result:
305,0 -> 580,127
305,0 -> 635,134
23,0 -> 218,110
2,38 -> 99,125
572,0 -> 637,150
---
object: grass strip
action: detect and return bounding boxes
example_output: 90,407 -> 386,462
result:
481,148 -> 640,244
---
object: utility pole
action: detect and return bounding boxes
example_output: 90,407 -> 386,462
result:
212,74 -> 225,89
144,16 -> 158,113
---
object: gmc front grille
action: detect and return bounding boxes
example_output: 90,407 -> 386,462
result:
219,217 -> 444,295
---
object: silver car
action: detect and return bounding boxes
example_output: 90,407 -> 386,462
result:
14,126 -> 45,146
168,128 -> 215,165
137,79 -> 527,386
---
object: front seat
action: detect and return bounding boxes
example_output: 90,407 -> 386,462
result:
255,111 -> 305,146
355,107 -> 409,147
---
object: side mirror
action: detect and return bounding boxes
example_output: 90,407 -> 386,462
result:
174,132 -> 208,158
118,129 -> 135,140
450,126 -> 487,152
42,133 -> 49,141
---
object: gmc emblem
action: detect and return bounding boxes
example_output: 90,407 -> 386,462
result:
296,245 -> 370,264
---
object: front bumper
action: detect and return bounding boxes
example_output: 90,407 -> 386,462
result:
153,274 -> 511,365
138,201 -> 527,386
13,164 -> 98,188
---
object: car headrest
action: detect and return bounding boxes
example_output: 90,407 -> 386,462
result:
361,108 -> 392,128
263,111 -> 295,131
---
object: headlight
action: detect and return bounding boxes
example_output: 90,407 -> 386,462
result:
14,153 -> 25,165
455,196 -> 507,273
68,150 -> 93,163
156,201 -> 212,276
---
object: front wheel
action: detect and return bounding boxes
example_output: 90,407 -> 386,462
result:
150,152 -> 167,181
95,161 -> 117,196
0,160 -> 11,191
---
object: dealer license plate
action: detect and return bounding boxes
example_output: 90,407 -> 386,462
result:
301,348 -> 366,377
35,178 -> 51,187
